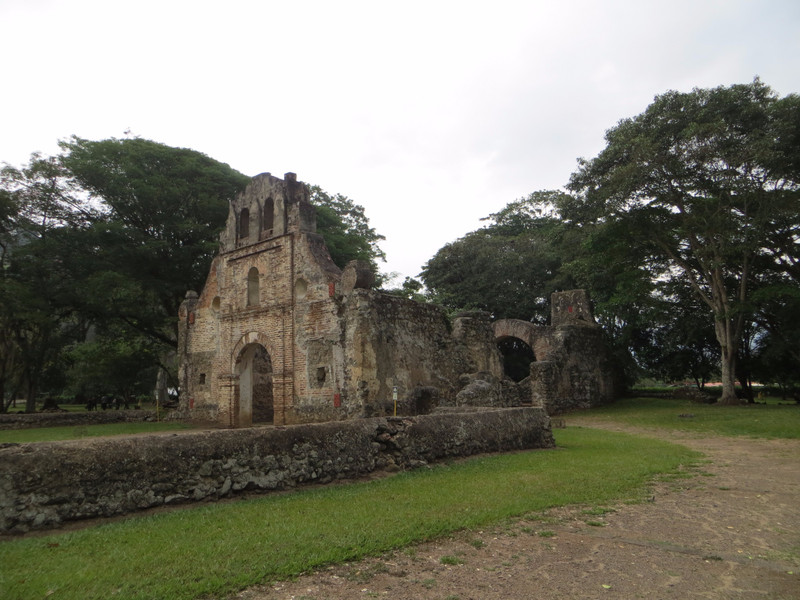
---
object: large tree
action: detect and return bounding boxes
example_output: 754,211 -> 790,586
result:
0,155 -> 94,411
421,191 -> 576,322
565,80 -> 800,404
59,136 -> 250,345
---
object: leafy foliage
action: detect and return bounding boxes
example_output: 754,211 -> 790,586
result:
309,185 -> 385,274
422,190 -> 575,321
565,79 -> 800,403
59,136 -> 250,345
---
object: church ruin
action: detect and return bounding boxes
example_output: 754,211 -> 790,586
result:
177,172 -> 616,427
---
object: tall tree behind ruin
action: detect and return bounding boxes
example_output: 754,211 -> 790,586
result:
309,185 -> 386,276
1,139 -> 389,407
565,79 -> 800,404
421,190 -> 577,322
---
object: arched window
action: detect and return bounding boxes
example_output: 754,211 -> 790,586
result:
263,198 -> 274,233
239,208 -> 250,239
247,267 -> 259,306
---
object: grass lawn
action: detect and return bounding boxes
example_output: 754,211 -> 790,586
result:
0,427 -> 698,600
575,396 -> 800,439
0,421 -> 194,444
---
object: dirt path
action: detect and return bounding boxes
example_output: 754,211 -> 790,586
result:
233,421 -> 800,600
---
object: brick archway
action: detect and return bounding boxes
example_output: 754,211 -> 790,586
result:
493,319 -> 555,362
230,331 -> 276,372
230,332 -> 282,426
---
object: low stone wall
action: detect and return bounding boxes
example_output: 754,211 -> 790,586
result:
0,410 -> 159,430
0,407 -> 553,533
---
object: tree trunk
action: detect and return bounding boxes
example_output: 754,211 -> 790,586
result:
154,367 -> 168,407
717,351 -> 742,405
24,379 -> 37,413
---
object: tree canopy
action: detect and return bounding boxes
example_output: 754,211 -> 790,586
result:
564,79 -> 799,403
421,191 -> 576,322
421,80 -> 799,400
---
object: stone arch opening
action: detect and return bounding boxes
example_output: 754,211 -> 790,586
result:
234,343 -> 274,426
497,336 -> 536,382
247,267 -> 259,306
239,208 -> 250,239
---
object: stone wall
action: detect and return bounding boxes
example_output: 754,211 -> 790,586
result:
530,326 -> 619,413
0,410 -> 159,431
494,291 -> 620,414
178,171 -> 618,427
340,291 -> 504,417
0,408 -> 553,533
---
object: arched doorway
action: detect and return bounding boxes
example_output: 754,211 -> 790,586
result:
235,343 -> 274,426
497,336 -> 536,382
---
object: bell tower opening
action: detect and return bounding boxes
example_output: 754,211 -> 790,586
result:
263,197 -> 274,235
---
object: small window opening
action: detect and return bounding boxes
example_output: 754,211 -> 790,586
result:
247,267 -> 259,306
199,373 -> 206,385
316,366 -> 327,384
295,278 -> 308,299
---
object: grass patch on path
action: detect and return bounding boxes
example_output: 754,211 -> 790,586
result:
572,397 -> 800,439
0,422 -> 194,444
0,427 -> 697,600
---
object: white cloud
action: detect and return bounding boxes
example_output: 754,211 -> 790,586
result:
1,0 -> 799,279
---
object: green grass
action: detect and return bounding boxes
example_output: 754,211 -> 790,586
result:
0,427 -> 697,600
0,421 -> 194,444
573,396 -> 800,439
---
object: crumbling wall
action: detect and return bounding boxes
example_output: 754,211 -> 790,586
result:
340,290 -> 505,416
0,407 -> 553,533
178,170 -> 617,428
495,291 -> 619,413
530,327 -> 617,413
528,289 -> 618,413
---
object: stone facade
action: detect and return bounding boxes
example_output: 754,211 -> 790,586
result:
177,173 -> 507,426
178,172 -> 615,427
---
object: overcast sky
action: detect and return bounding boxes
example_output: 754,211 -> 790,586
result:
2,0 -> 799,282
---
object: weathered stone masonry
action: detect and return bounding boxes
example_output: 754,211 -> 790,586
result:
494,290 -> 618,414
177,172 -> 617,427
177,172 -> 511,427
0,408 -> 553,533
